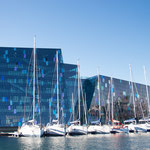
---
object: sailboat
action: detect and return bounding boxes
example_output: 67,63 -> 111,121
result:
111,120 -> 128,134
66,93 -> 79,134
18,37 -> 44,137
123,118 -> 137,133
110,77 -> 128,134
127,65 -> 147,132
138,118 -> 150,132
136,118 -> 148,132
67,61 -> 88,135
143,66 -> 150,132
134,66 -> 149,133
123,64 -> 137,133
45,51 -> 66,136
88,70 -> 110,134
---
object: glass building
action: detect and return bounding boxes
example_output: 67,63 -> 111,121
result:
0,47 -> 77,127
83,75 -> 150,124
0,46 -> 149,127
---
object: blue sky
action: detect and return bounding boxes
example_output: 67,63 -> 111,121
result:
0,0 -> 150,84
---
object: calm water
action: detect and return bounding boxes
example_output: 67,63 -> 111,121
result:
0,133 -> 150,150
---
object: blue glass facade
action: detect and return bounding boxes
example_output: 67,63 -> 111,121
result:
0,47 -> 149,127
0,47 -> 77,127
83,75 -> 150,124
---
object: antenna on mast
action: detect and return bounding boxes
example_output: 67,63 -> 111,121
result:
34,35 -> 36,48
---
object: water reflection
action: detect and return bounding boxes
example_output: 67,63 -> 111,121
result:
44,137 -> 66,150
19,137 -> 43,150
2,133 -> 150,150
66,135 -> 88,150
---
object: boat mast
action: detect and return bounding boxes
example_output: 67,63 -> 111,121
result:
108,81 -> 111,124
49,98 -> 52,123
62,107 -> 64,124
111,77 -> 114,122
84,93 -> 88,125
72,93 -> 75,121
143,66 -> 150,116
97,69 -> 101,121
56,51 -> 59,124
129,64 -> 136,119
33,36 -> 36,121
77,61 -> 81,125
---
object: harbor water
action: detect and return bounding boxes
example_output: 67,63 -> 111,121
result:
0,133 -> 150,150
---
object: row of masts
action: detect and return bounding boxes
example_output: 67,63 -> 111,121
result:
32,38 -> 150,125
52,63 -> 150,125
87,64 -> 150,124
18,37 -> 150,137
130,64 -> 150,119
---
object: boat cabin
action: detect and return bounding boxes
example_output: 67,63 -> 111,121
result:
124,118 -> 136,125
139,118 -> 150,124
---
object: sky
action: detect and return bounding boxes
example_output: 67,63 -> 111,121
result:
0,0 -> 150,84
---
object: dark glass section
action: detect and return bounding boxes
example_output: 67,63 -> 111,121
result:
84,75 -> 150,124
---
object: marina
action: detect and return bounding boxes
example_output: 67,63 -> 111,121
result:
1,119 -> 150,137
0,1 -> 150,150
0,41 -> 150,138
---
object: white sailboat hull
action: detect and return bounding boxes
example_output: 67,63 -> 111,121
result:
111,127 -> 129,134
135,124 -> 147,132
102,125 -> 111,134
146,123 -> 150,131
67,125 -> 88,135
88,125 -> 96,134
88,125 -> 110,134
45,124 -> 66,136
124,124 -> 136,133
19,124 -> 44,137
